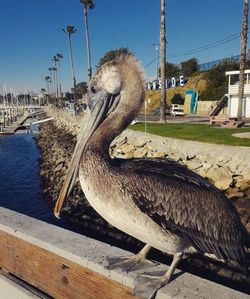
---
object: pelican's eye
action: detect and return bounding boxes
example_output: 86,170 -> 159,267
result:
91,86 -> 97,94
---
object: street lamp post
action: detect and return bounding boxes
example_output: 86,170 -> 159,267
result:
153,43 -> 160,80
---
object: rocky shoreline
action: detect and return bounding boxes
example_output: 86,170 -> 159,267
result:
36,106 -> 250,292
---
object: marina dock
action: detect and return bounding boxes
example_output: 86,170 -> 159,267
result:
0,106 -> 43,135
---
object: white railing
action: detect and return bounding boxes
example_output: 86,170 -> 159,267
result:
228,84 -> 250,95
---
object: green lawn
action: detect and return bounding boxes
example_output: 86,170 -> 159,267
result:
129,123 -> 250,147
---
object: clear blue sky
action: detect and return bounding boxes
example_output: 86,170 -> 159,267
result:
0,0 -> 248,94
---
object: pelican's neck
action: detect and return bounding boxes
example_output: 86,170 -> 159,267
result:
85,107 -> 134,160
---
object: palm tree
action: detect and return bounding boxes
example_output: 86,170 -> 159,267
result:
56,53 -> 63,95
45,76 -> 51,104
238,0 -> 249,119
52,67 -> 57,100
160,0 -> 166,123
80,0 -> 94,83
45,76 -> 51,94
63,25 -> 77,103
52,56 -> 59,100
48,67 -> 54,96
40,88 -> 46,105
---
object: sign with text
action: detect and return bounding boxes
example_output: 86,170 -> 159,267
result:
146,75 -> 185,90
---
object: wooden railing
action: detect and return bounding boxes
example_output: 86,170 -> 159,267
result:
0,208 -> 248,299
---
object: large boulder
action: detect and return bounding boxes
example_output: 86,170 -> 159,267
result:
206,166 -> 233,191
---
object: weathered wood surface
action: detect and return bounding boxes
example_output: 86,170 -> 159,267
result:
0,230 -> 138,299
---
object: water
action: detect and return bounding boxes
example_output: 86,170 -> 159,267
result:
0,132 -> 81,231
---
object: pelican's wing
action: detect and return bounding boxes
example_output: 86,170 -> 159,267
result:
119,158 -> 247,264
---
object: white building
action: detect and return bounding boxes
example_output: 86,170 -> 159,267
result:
226,70 -> 250,118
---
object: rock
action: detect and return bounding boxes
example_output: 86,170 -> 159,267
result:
235,164 -> 247,175
236,198 -> 250,218
146,151 -> 157,158
235,179 -> 250,191
150,151 -> 166,158
174,152 -> 183,162
197,168 -> 208,178
196,154 -> 208,164
214,178 -> 233,191
242,167 -> 250,181
186,160 -> 202,170
226,188 -> 245,200
206,166 -> 232,183
113,136 -> 127,147
133,147 -> 148,158
114,153 -> 126,159
202,162 -> 213,170
54,161 -> 64,173
131,138 -> 146,148
216,157 -> 231,167
121,143 -> 135,154
180,153 -> 188,161
187,153 -> 196,160
228,163 -> 238,173
114,147 -> 123,154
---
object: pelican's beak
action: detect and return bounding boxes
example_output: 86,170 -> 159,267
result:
54,92 -> 116,218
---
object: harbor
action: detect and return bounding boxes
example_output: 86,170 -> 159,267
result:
0,0 -> 250,298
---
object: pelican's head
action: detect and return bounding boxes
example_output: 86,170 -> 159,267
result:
54,54 -> 145,218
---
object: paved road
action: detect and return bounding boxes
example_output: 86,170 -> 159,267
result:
137,113 -> 210,124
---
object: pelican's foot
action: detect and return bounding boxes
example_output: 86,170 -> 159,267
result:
133,273 -> 170,299
106,255 -> 156,272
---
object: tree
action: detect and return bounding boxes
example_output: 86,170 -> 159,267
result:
97,48 -> 133,69
238,0 -> 249,119
80,0 -> 94,83
71,82 -> 88,111
200,60 -> 239,101
74,81 -> 88,98
158,62 -> 179,79
51,67 -> 57,98
45,76 -> 51,95
63,25 -> 77,105
160,0 -> 166,123
180,58 -> 198,77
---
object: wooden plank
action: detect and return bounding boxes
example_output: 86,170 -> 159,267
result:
0,231 -> 138,299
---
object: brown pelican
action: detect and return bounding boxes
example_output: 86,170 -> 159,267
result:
54,54 -> 249,298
